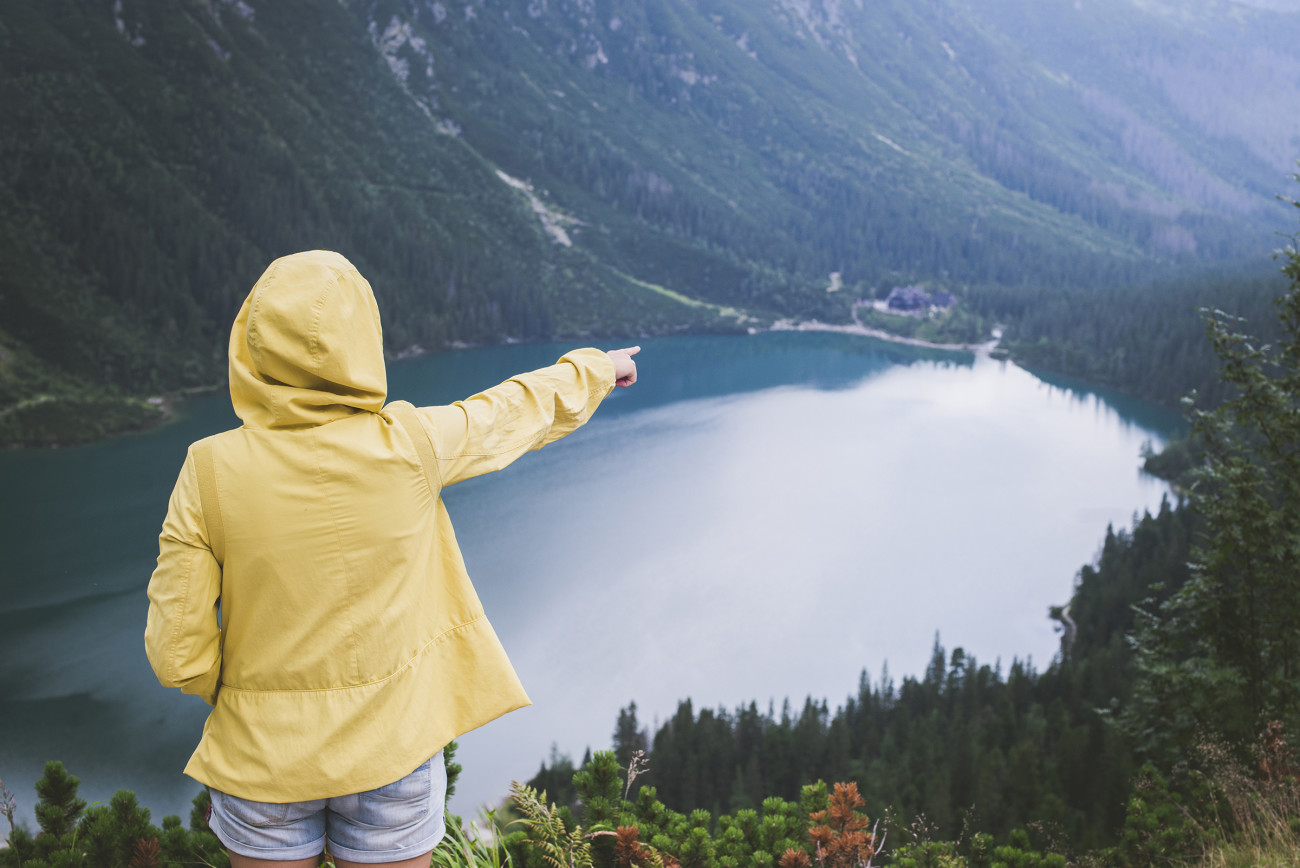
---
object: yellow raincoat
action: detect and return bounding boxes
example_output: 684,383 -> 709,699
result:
145,250 -> 615,802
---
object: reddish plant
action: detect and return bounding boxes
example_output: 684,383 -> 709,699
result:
612,824 -> 680,868
1258,721 -> 1299,784
779,847 -> 812,868
129,837 -> 161,868
806,783 -> 880,868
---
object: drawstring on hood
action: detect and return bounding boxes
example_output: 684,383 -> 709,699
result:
229,250 -> 387,429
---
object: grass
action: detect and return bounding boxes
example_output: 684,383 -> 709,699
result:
1191,734 -> 1300,868
432,811 -> 513,868
1126,726 -> 1300,868
1198,843 -> 1300,868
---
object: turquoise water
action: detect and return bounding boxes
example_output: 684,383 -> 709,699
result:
0,332 -> 1181,827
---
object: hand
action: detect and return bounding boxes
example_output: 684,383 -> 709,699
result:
607,346 -> 641,388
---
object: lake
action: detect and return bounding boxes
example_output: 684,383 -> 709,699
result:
0,331 -> 1180,828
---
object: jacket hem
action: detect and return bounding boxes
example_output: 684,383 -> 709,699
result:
217,616 -> 489,696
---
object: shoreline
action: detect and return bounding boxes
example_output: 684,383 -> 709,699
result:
762,317 -> 1003,355
2,326 -> 1004,449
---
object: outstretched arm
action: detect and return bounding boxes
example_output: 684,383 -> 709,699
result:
411,346 -> 639,487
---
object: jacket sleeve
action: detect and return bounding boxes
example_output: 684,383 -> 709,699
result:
415,347 -> 617,487
144,449 -> 223,706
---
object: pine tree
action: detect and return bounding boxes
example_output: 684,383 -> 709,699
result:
1127,185 -> 1300,761
33,762 -> 85,840
615,703 -> 650,771
444,740 -> 463,809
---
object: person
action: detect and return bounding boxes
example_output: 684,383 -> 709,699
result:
145,250 -> 639,868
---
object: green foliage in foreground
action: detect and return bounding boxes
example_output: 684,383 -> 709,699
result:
510,748 -> 1300,868
7,748 -> 1298,868
0,747 -> 467,867
508,755 -> 869,868
0,761 -> 227,868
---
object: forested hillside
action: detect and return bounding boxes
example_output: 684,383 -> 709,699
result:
3,0 -> 1299,444
530,500 -> 1193,849
975,263 -> 1291,407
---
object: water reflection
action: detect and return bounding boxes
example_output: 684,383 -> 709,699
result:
388,333 -> 974,416
1022,365 -> 1187,438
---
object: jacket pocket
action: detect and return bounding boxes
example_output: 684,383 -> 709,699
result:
337,756 -> 441,829
370,758 -> 431,802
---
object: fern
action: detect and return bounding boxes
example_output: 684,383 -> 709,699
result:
512,782 -> 596,868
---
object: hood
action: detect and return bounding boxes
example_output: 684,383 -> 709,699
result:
229,250 -> 387,429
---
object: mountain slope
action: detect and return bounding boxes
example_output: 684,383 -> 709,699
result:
402,0 -> 1294,289
1,0 -> 1297,444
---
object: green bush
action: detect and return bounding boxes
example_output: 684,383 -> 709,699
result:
0,761 -> 227,868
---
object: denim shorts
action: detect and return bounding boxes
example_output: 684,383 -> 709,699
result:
208,751 -> 447,863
